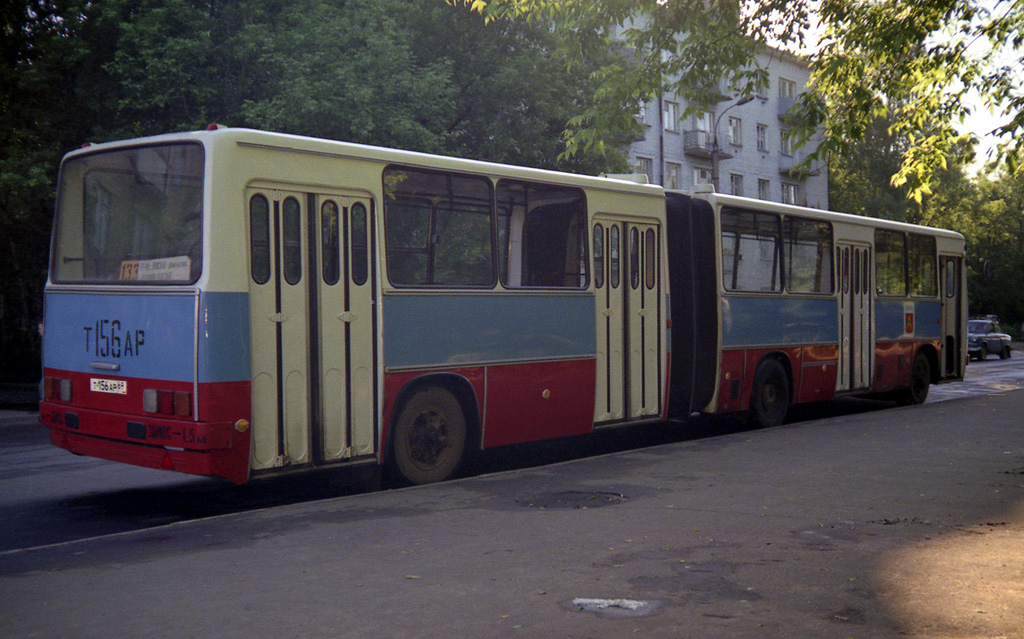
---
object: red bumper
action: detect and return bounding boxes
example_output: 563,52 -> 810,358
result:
42,402 -> 251,484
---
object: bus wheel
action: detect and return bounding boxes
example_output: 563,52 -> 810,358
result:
749,358 -> 789,429
903,352 -> 931,405
391,387 -> 467,485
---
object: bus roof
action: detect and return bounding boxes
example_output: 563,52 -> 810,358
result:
65,127 -> 668,199
683,188 -> 965,241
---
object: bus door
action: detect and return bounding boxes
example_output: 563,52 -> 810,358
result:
592,217 -> 662,423
939,255 -> 964,378
836,242 -> 873,391
247,188 -> 377,472
314,195 -> 377,463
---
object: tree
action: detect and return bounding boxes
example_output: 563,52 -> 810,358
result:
967,167 -> 1024,325
454,0 -> 1024,196
1,0 -> 630,381
404,0 -> 629,173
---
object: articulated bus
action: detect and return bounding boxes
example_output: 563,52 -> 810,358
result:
40,128 -> 966,485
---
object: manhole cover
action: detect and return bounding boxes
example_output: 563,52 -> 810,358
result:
517,491 -> 626,509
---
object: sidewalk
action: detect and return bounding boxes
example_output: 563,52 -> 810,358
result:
2,390 -> 1023,638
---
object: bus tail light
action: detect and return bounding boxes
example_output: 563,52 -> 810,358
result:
143,389 -> 192,417
43,376 -> 73,402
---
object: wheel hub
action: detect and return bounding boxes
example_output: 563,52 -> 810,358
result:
409,409 -> 449,465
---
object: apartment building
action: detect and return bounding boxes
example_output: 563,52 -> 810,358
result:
628,48 -> 828,209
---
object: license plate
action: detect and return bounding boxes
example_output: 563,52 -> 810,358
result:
90,378 -> 127,395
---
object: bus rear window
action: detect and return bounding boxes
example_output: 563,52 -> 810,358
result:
52,143 -> 204,284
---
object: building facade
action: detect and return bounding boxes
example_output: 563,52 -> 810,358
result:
628,49 -> 828,209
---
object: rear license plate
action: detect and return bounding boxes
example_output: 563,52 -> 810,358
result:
90,378 -> 127,395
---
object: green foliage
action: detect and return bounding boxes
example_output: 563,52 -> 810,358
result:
456,0 -> 1024,198
964,167 -> 1024,324
832,115 -> 1024,325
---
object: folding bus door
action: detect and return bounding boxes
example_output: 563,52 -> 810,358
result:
592,216 -> 663,424
248,189 -> 312,470
315,194 -> 377,463
836,242 -> 873,392
939,255 -> 964,379
247,188 -> 377,473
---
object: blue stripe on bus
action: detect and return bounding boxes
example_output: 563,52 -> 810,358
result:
198,292 -> 251,382
876,299 -> 942,340
382,293 -> 595,369
43,291 -> 251,383
722,295 -> 838,347
44,291 -> 198,382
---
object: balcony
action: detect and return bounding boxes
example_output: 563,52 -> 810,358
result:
778,152 -> 820,177
777,96 -> 805,123
683,130 -> 733,160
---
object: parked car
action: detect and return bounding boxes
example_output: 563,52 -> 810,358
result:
968,317 -> 1012,360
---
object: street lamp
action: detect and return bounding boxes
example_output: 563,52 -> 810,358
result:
711,95 -> 754,192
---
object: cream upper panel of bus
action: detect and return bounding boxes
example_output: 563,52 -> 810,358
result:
694,191 -> 965,246
199,128 -> 667,293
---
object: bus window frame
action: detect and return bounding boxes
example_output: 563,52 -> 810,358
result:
382,164 -> 496,289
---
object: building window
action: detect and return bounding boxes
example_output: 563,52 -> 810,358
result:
757,124 -> 768,152
666,162 -> 681,190
758,179 -> 771,201
637,102 -> 648,126
635,156 -> 653,181
730,174 -> 744,197
694,166 -> 712,186
779,77 -> 797,99
781,182 -> 799,205
728,117 -> 742,146
694,111 -> 711,134
664,101 -> 679,132
780,128 -> 793,157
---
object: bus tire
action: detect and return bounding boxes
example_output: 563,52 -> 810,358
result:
1001,345 -> 1012,359
903,351 -> 931,405
748,358 -> 790,429
390,387 -> 467,485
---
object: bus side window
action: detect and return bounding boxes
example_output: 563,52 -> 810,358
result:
783,217 -> 832,294
593,224 -> 604,288
383,166 -> 493,287
875,229 -> 906,296
250,194 -> 271,285
720,207 -> 782,292
908,233 -> 937,297
497,180 -> 588,288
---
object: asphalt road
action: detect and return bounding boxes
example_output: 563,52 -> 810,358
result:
2,358 -> 1023,639
0,354 -> 1021,554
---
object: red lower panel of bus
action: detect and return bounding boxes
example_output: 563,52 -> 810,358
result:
717,345 -> 840,414
383,358 -> 596,452
482,359 -> 596,448
873,341 -> 938,393
41,380 -> 252,484
716,341 -> 939,414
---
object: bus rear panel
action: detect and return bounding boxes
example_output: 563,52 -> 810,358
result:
41,140 -> 252,484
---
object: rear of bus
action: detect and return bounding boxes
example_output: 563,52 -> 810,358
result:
40,134 -> 252,484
